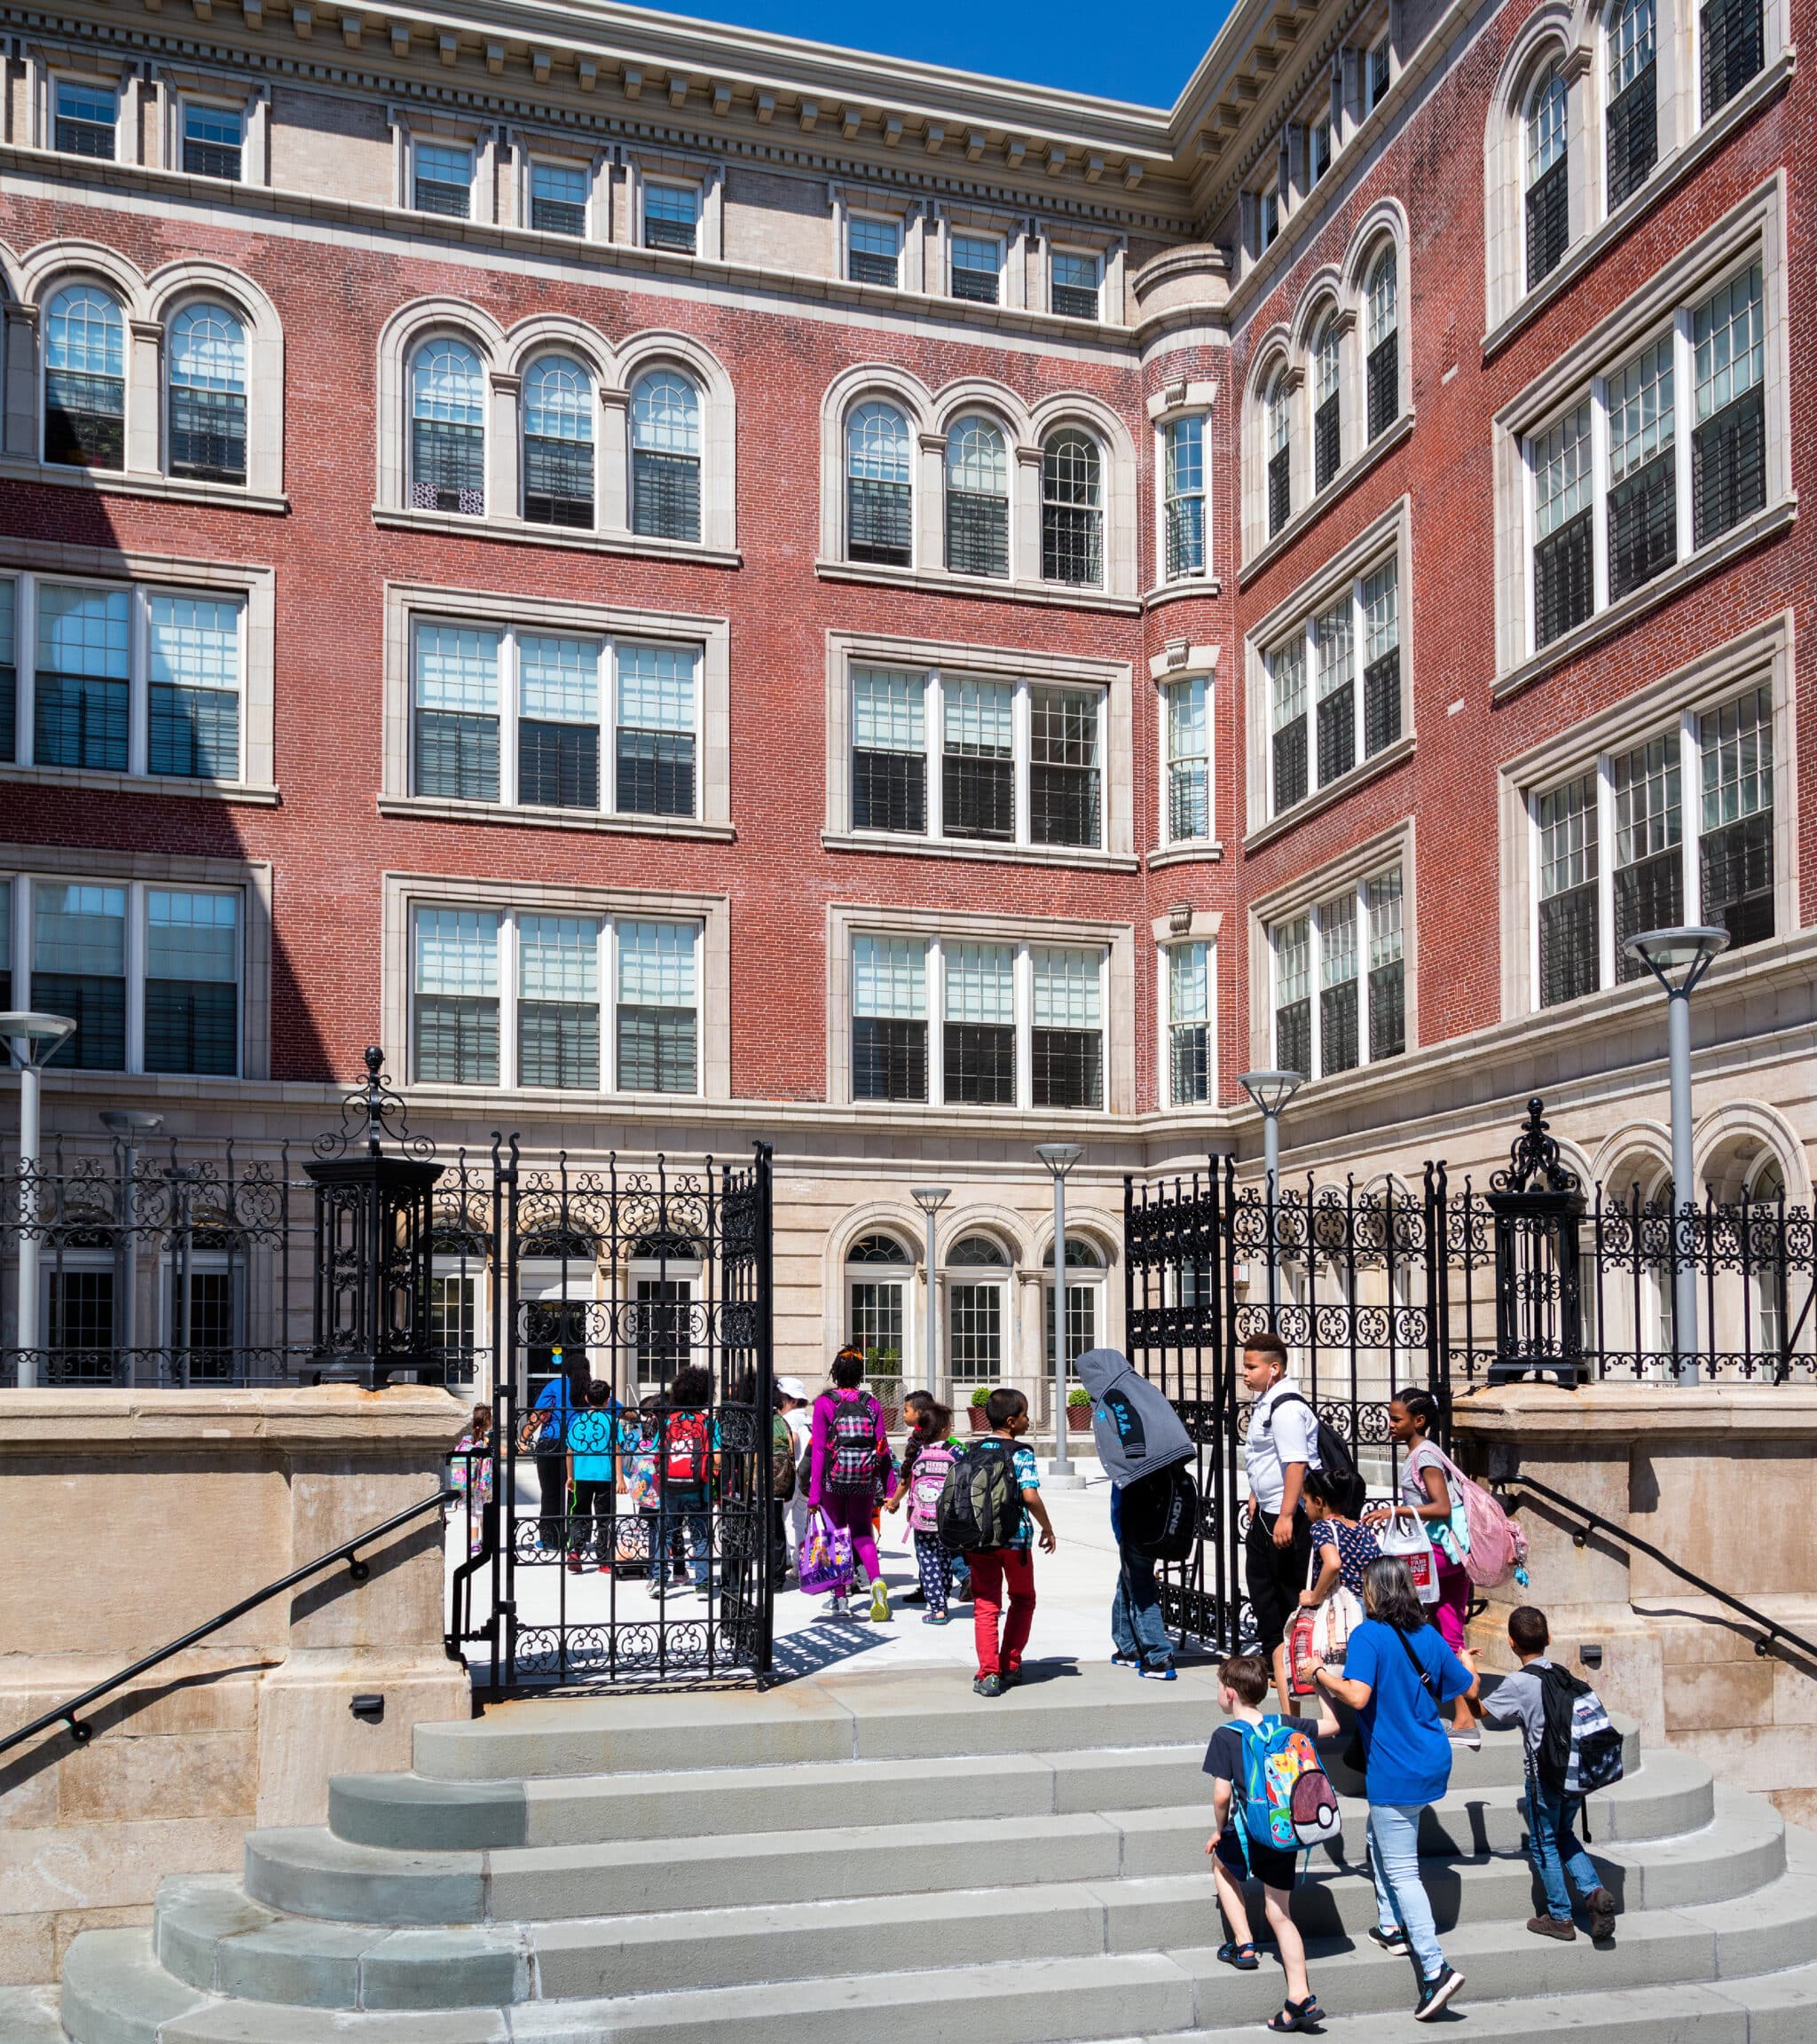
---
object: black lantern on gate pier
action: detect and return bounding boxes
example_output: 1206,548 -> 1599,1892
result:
305,1046 -> 444,1388
1485,1097 -> 1588,1388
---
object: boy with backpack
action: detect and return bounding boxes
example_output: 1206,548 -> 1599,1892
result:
938,1387 -> 1056,1696
1470,1606 -> 1621,1943
1204,1651 -> 1341,2035
657,1365 -> 718,1598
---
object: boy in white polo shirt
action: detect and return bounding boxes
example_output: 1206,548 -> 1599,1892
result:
1241,1331 -> 1322,1718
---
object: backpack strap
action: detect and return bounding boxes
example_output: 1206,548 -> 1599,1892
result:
1391,1623 -> 1441,1702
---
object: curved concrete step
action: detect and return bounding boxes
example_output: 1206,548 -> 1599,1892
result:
0,1985 -> 63,2044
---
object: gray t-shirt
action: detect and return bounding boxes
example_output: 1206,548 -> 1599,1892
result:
1482,1660 -> 1551,1758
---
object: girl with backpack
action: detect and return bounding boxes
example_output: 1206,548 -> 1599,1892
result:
807,1348 -> 893,1621
657,1366 -> 718,1598
1300,1556 -> 1480,2024
886,1398 -> 962,1625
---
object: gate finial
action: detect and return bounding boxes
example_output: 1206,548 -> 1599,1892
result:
1493,1097 -> 1579,1196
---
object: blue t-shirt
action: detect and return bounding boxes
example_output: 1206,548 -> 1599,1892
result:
1343,1618 -> 1473,1806
531,1377 -> 574,1448
567,1403 -> 622,1482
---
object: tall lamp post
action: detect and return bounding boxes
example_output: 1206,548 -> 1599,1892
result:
100,1110 -> 163,1388
1035,1142 -> 1084,1481
1238,1070 -> 1304,1317
2,1013 -> 77,1389
1623,926 -> 1729,1387
909,1185 -> 949,1400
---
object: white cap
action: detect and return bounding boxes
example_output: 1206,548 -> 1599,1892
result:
775,1376 -> 809,1402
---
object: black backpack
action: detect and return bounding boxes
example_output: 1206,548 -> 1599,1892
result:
1269,1392 -> 1368,1520
1120,1458 -> 1200,1563
936,1438 -> 1024,1553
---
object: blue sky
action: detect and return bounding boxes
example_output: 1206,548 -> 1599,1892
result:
641,0 -> 1223,107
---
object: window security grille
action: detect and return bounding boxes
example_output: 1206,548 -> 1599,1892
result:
413,145 -> 473,219
1169,942 -> 1211,1105
1167,678 -> 1209,841
951,234 -> 1001,304
523,436 -> 593,528
945,945 -> 1015,1106
169,387 -> 245,484
1029,688 -> 1100,848
1314,394 -> 1341,491
1041,433 -> 1103,586
643,183 -> 698,253
1538,775 -> 1599,1007
1693,268 -> 1766,548
946,487 -> 1008,577
1170,1025 -> 1209,1105
630,452 -> 700,543
1525,156 -> 1569,289
1318,895 -> 1359,1077
412,421 -> 484,515
54,83 -> 115,159
1268,446 -> 1291,537
1612,735 -> 1683,980
1165,413 -> 1207,577
1606,64 -> 1657,208
531,162 -> 589,237
852,669 -> 926,833
1032,949 -> 1102,1110
942,682 -> 1014,841
849,476 -> 912,563
1051,253 -> 1100,320
183,106 -> 242,180
853,937 -> 926,1102
1314,606 -> 1355,790
848,217 -> 901,287
1701,0 -> 1764,116
1699,687 -> 1774,947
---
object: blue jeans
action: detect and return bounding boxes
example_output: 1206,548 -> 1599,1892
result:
1527,1777 -> 1601,1920
1367,1803 -> 1444,1981
1112,1542 -> 1175,1669
660,1505 -> 711,1588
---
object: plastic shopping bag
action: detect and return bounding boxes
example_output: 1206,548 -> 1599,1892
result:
1378,1507 -> 1442,1604
798,1508 -> 853,1597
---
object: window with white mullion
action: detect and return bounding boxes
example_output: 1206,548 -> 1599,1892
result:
1365,870 -> 1405,1058
1318,891 -> 1360,1077
1271,913 -> 1311,1077
853,666 -> 927,833
517,633 -> 601,811
853,932 -> 929,1102
1698,683 -> 1774,946
518,913 -> 602,1089
1605,333 -> 1677,601
1269,636 -> 1308,815
1271,869 -> 1405,1081
1536,772 -> 1601,1006
1313,599 -> 1356,789
1611,730 -> 1684,978
1165,676 -> 1210,842
1168,939 -> 1211,1105
944,939 -> 1017,1106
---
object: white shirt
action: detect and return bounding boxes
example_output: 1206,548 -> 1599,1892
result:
1244,1378 -> 1321,1513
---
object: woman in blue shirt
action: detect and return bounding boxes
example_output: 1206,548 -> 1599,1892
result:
1300,1555 -> 1479,2024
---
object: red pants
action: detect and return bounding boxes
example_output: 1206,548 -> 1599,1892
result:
971,1545 -> 1036,1678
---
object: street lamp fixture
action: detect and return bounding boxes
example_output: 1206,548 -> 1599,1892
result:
3,1013 -> 78,1389
1034,1144 -> 1084,1481
908,1186 -> 950,1398
1621,925 -> 1729,1384
101,1110 -> 165,1387
1239,1069 -> 1303,1317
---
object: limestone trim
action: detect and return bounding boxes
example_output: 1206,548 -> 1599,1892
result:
0,837 -> 274,1082
822,627 -> 1134,863
621,147 -> 725,259
823,900 -> 1137,1116
380,869 -> 732,1105
1151,649 -> 1219,860
1496,610 -> 1798,1022
380,578 -> 731,831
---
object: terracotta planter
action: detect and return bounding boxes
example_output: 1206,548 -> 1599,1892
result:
1066,1404 -> 1093,1434
967,1405 -> 992,1432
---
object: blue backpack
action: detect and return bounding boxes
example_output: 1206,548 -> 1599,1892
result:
1234,1718 -> 1341,1871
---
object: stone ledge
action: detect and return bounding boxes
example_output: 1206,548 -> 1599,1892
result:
0,1385 -> 466,1451
1455,1381 -> 1817,1439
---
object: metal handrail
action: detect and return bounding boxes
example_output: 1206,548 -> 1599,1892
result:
1508,1472 -> 1817,1666
0,1487 -> 454,1758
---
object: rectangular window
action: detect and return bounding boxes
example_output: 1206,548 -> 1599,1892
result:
413,623 -> 499,803
1368,35 -> 1391,107
1260,187 -> 1281,250
1693,264 -> 1766,548
0,879 -> 10,1010
1702,0 -> 1764,116
183,103 -> 243,180
1611,733 -> 1682,978
1313,601 -> 1356,790
34,882 -> 126,1069
1699,685 -> 1773,947
1310,118 -> 1333,184
1051,251 -> 1102,321
148,595 -> 241,781
1607,0 -> 1659,208
1270,637 -> 1308,814
1607,337 -> 1677,599
942,679 -> 1015,842
944,942 -> 1016,1105
1164,415 -> 1207,579
852,668 -> 926,833
1318,892 -> 1359,1077
1365,869 -> 1404,1058
144,890 -> 238,1074
54,80 -> 115,160
642,180 -> 699,254
518,915 -> 599,1089
518,634 -> 600,811
1526,157 -> 1569,292
413,907 -> 499,1084
36,586 -> 129,773
1032,947 -> 1103,1109
531,161 -> 589,237
1531,401 -> 1594,649
1361,561 -> 1401,756
615,644 -> 697,818
1029,688 -> 1101,849
1271,914 -> 1311,1076
1537,773 -> 1599,1006
1168,939 -> 1211,1105
951,233 -> 1002,305
848,214 -> 901,287
1166,676 -> 1210,842
1270,865 -> 1405,1081
617,921 -> 696,1093
853,933 -> 927,1101
1263,553 -> 1405,820
0,580 -> 13,766
413,141 -> 473,219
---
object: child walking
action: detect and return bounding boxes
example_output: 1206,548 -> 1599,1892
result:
1203,1651 -> 1339,2034
886,1398 -> 962,1624
1471,1606 -> 1618,1943
808,1346 -> 893,1621
968,1388 -> 1056,1696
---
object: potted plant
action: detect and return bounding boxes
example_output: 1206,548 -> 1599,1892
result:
1066,1385 -> 1094,1434
866,1345 -> 903,1430
968,1385 -> 994,1432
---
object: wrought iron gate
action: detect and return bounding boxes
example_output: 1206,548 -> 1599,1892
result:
451,1144 -> 775,1690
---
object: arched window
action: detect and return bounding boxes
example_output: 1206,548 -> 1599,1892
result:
846,1230 -> 911,1372
1607,0 -> 1658,208
1265,372 -> 1291,537
44,284 -> 125,469
945,416 -> 1009,578
1041,429 -> 1103,586
1525,61 -> 1571,289
410,337 -> 484,515
629,367 -> 700,542
523,355 -> 594,530
1365,251 -> 1399,442
846,400 -> 912,566
949,1235 -> 1008,1265
1311,316 -> 1341,491
168,302 -> 247,486
948,1234 -> 1008,1388
1043,1233 -> 1105,1377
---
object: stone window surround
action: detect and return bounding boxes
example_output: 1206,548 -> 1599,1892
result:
1482,0 -> 1790,336
373,296 -> 737,559
930,203 -> 1031,309
1245,818 -> 1418,1079
503,130 -> 610,240
1240,200 -> 1410,567
1153,907 -> 1222,1112
1148,641 -> 1222,862
152,69 -> 271,186
0,239 -> 287,507
1495,609 -> 1797,1021
381,869 -> 732,1105
821,627 -> 1136,869
1146,380 -> 1220,601
1037,224 -> 1127,324
1490,176 -> 1789,682
0,533 -> 277,800
0,837 -> 274,1081
621,147 -> 726,258
389,109 -> 499,223
830,184 -> 926,290
28,50 -> 143,163
822,900 -> 1137,1115
815,361 -> 1140,605
377,579 -> 732,839
1243,495 -> 1412,845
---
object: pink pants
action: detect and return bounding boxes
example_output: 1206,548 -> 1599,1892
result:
1434,1559 -> 1471,1651
816,1489 -> 881,1584
971,1546 -> 1036,1678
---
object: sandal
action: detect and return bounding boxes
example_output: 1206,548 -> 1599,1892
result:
1217,1941 -> 1262,1971
1266,1998 -> 1325,2032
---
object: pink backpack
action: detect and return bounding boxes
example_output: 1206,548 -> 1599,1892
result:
1428,1443 -> 1528,1588
908,1438 -> 957,1533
